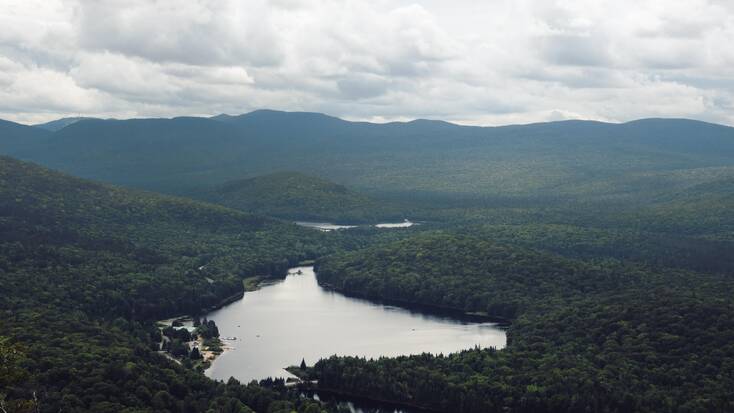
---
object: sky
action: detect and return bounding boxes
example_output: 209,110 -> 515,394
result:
2,0 -> 734,126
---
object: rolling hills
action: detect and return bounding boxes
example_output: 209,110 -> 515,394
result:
2,111 -> 733,203
195,171 -> 405,223
4,110 -> 733,240
0,154 -> 337,318
0,155 -> 369,411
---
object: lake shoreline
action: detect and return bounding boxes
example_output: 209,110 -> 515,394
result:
155,316 -> 231,371
205,265 -> 506,386
208,273 -> 286,313
156,274 -> 278,371
317,280 -> 512,327
200,275 -> 281,370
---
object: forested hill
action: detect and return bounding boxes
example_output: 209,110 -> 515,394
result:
313,232 -> 734,412
0,153 -> 374,319
11,117 -> 251,190
0,155 -> 366,412
0,119 -> 51,156
317,232 -> 646,318
3,111 -> 734,201
196,171 -> 405,223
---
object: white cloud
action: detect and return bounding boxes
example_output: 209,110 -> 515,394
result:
0,65 -> 105,114
0,0 -> 734,125
76,0 -> 284,67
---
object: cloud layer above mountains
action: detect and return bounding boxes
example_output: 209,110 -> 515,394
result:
2,0 -> 734,125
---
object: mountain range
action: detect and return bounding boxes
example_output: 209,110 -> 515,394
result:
1,110 -> 732,201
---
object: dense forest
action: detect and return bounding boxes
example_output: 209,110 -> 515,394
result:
2,111 -> 734,412
0,156 -> 415,412
194,171 -> 406,224
312,232 -> 734,412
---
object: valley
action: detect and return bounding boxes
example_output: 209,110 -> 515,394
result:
1,113 -> 733,412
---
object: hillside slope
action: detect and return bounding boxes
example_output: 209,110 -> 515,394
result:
0,156 -> 344,411
197,171 -> 405,223
313,232 -> 734,412
317,232 -> 651,318
0,119 -> 51,156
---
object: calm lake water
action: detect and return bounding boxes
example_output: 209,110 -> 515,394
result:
296,220 -> 416,231
205,266 -> 506,384
295,221 -> 359,231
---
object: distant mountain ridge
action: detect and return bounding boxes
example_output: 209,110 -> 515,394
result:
2,110 -> 733,203
34,116 -> 98,131
0,119 -> 52,155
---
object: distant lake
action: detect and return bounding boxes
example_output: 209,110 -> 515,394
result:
374,220 -> 414,228
296,220 -> 416,231
205,266 -> 506,385
295,221 -> 359,231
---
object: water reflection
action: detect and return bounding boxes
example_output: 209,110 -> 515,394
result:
295,220 -> 416,231
206,266 -> 505,384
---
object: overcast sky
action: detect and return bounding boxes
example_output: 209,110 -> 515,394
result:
2,0 -> 734,126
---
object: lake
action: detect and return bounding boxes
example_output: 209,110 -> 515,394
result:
205,266 -> 506,385
295,221 -> 359,231
296,220 -> 416,231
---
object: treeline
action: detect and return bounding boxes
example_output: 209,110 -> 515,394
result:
312,232 -> 734,412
